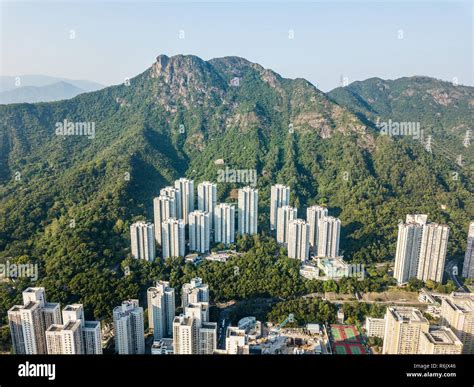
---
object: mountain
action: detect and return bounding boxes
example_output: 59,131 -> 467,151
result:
0,54 -> 472,321
0,75 -> 104,104
328,76 -> 474,173
0,81 -> 86,104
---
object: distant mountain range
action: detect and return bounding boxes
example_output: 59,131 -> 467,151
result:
328,76 -> 473,172
0,54 -> 472,320
0,75 -> 104,104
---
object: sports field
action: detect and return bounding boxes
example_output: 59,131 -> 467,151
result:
330,325 -> 367,355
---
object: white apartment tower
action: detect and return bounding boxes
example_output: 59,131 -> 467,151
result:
42,303 -> 61,331
173,302 -> 217,355
62,304 -> 102,354
82,321 -> 102,354
462,222 -> 474,278
8,287 -> 59,355
46,320 -> 83,354
153,195 -> 176,245
189,210 -> 211,253
306,205 -> 328,251
197,181 -> 217,229
394,219 -> 425,284
419,326 -> 463,354
226,326 -> 250,354
440,293 -> 474,354
160,186 -> 182,220
238,187 -> 258,235
276,205 -> 297,245
317,216 -> 341,258
417,223 -> 450,283
62,304 -> 84,324
113,299 -> 145,355
161,218 -> 185,259
7,306 -> 26,354
174,178 -> 194,224
19,302 -> 47,354
287,219 -> 310,261
172,315 -> 196,355
8,302 -> 46,355
270,184 -> 290,231
214,203 -> 235,246
130,221 -> 156,262
147,281 -> 176,340
182,277 -> 210,308
382,307 -> 429,354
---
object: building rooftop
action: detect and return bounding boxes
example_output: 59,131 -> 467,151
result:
423,327 -> 462,346
63,320 -> 81,331
173,315 -> 193,326
43,302 -> 60,310
46,324 -> 64,332
63,304 -> 82,312
22,301 -> 39,310
389,307 -> 428,323
445,293 -> 474,313
8,305 -> 24,313
84,321 -> 100,329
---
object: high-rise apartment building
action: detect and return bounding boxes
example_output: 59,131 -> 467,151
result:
130,221 -> 156,262
46,320 -> 83,354
160,186 -> 182,220
417,223 -> 449,283
419,326 -> 463,354
317,216 -> 341,258
174,178 -> 194,224
153,195 -> 176,245
197,181 -> 217,229
276,205 -> 297,245
173,302 -> 217,355
161,218 -> 185,259
214,203 -> 235,246
113,299 -> 145,355
182,277 -> 210,308
189,210 -> 211,253
238,187 -> 258,235
287,219 -> 310,261
440,292 -> 474,354
8,287 -> 58,354
226,326 -> 250,354
462,222 -> 474,278
82,321 -> 103,354
306,205 -> 328,251
382,307 -> 429,354
18,302 -> 47,354
62,304 -> 102,354
394,219 -> 425,284
393,214 -> 449,284
147,281 -> 176,340
270,184 -> 290,231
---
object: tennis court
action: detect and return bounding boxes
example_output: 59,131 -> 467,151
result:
330,325 -> 367,355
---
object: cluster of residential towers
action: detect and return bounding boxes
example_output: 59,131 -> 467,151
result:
130,180 -> 342,263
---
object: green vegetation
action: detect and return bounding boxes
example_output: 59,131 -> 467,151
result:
267,298 -> 338,327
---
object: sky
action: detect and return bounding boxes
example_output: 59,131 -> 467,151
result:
0,0 -> 473,91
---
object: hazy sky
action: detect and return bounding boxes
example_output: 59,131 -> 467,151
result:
1,0 -> 472,91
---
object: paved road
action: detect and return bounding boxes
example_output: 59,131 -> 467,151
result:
217,318 -> 231,350
445,260 -> 467,292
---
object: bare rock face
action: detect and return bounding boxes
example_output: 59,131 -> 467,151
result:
152,54 -> 170,76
